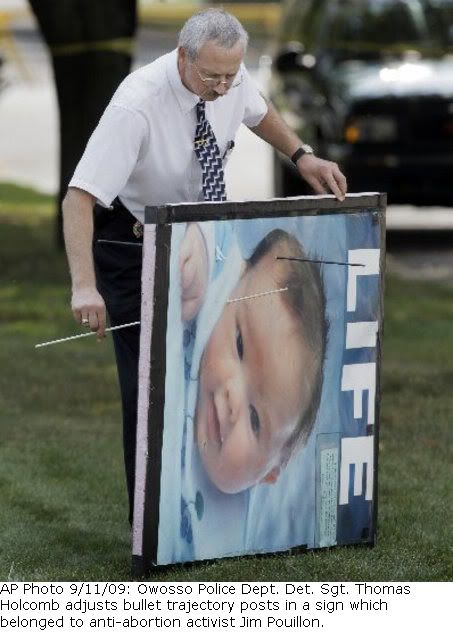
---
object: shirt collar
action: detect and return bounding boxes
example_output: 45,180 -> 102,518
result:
166,49 -> 200,114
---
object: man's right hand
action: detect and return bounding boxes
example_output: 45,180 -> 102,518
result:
71,287 -> 107,338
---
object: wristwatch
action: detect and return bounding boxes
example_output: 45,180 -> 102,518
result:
291,144 -> 314,165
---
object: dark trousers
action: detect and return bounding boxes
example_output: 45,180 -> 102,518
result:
93,200 -> 143,524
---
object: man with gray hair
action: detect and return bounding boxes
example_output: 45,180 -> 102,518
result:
62,8 -> 347,523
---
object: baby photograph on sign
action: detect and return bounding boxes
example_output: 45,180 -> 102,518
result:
132,195 -> 385,571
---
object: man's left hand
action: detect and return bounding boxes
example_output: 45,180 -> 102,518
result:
296,154 -> 347,201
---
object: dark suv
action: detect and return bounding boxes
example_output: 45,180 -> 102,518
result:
272,0 -> 453,205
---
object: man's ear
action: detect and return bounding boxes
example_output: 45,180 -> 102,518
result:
177,46 -> 187,64
260,466 -> 280,485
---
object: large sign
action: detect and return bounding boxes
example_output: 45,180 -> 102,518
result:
132,194 -> 385,573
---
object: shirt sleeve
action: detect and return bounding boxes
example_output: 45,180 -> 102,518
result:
69,103 -> 148,207
240,64 -> 268,128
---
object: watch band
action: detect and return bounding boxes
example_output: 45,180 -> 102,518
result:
291,145 -> 314,165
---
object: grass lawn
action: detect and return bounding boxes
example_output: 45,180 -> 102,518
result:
0,183 -> 451,581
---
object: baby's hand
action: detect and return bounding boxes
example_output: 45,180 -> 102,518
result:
179,223 -> 209,322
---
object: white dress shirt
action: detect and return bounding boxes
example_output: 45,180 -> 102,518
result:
69,49 -> 268,221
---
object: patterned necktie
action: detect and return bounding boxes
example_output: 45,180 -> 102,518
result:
194,100 -> 226,201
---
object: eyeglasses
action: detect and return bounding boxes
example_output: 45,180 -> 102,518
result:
193,63 -> 243,90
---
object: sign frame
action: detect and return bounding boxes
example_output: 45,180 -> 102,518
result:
132,193 -> 386,576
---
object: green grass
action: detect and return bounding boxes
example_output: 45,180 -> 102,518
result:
0,183 -> 452,581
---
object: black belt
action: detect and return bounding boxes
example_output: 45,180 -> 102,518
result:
94,198 -> 143,243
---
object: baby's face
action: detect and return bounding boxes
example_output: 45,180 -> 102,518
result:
195,252 -> 315,493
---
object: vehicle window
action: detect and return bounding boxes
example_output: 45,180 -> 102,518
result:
425,0 -> 453,45
315,0 -> 451,58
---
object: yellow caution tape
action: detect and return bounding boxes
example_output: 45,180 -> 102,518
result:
1,3 -> 282,36
49,38 -> 134,57
0,10 -> 33,80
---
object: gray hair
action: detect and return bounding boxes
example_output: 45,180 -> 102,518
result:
178,8 -> 249,61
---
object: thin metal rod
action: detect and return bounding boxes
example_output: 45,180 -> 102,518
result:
35,321 -> 140,349
276,257 -> 365,267
227,287 -> 289,304
97,239 -> 143,247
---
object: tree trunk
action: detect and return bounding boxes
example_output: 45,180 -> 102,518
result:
28,0 -> 137,247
